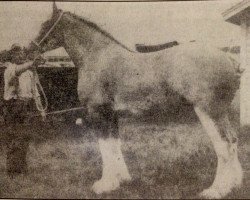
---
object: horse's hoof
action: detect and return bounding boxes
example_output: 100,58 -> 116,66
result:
199,188 -> 223,199
118,173 -> 132,183
92,178 -> 120,194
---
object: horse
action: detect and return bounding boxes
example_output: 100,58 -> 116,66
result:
26,3 -> 243,198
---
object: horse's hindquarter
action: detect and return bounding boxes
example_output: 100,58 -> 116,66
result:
157,43 -> 240,114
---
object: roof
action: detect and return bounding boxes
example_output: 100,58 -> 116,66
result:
42,47 -> 69,58
42,47 -> 74,68
222,0 -> 250,25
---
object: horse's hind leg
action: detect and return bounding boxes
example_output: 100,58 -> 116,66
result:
91,103 -> 131,194
194,106 -> 243,199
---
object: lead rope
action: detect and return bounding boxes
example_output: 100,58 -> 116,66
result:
32,67 -> 48,121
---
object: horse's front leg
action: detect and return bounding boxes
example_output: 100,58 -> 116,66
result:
91,103 -> 131,194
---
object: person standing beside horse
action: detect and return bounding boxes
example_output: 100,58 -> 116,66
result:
2,44 -> 45,176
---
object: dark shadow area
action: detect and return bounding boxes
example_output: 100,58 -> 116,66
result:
239,125 -> 250,144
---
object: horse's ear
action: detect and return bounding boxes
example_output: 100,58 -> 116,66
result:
53,1 -> 58,14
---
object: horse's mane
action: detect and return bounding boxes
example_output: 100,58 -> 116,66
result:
66,12 -> 133,52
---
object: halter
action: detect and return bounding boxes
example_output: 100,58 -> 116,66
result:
32,11 -> 64,48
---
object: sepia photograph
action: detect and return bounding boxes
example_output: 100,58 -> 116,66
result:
0,0 -> 249,198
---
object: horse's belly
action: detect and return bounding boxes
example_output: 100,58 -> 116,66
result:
114,84 -> 166,114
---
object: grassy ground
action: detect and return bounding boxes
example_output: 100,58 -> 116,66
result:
0,93 -> 249,198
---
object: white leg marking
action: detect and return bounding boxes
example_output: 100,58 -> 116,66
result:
114,138 -> 132,182
92,137 -> 131,194
201,151 -> 243,199
194,107 -> 243,199
194,107 -> 229,159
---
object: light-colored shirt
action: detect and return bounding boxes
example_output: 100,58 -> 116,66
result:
4,62 -> 39,100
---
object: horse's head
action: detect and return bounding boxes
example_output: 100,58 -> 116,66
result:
27,2 -> 65,58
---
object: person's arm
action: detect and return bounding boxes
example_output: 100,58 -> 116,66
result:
14,61 -> 34,76
4,62 -> 20,85
15,56 -> 46,76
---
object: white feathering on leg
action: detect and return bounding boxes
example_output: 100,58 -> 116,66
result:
92,137 -> 131,194
114,139 -> 132,182
194,107 -> 243,199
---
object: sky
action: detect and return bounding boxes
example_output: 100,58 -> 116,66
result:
0,0 -> 242,53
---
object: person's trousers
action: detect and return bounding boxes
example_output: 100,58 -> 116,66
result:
3,99 -> 33,176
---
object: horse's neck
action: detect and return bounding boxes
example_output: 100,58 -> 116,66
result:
62,22 -> 113,68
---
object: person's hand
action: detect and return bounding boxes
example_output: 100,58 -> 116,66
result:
33,55 -> 46,67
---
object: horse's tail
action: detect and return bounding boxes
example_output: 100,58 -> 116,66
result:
235,64 -> 245,76
219,46 -> 244,77
209,51 -> 241,118
221,46 -> 244,76
230,56 -> 244,74
222,53 -> 242,94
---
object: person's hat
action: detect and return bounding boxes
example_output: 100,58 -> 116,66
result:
10,43 -> 22,51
